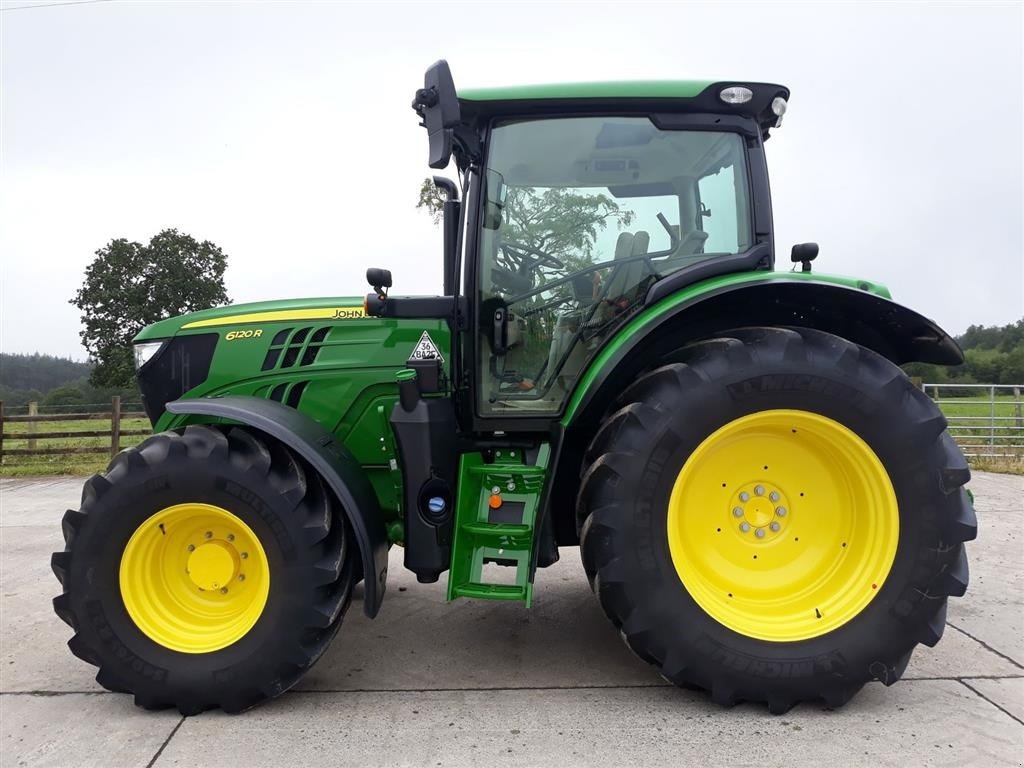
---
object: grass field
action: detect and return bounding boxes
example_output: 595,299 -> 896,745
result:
0,416 -> 150,476
932,392 -> 1023,473
1,393 -> 1021,477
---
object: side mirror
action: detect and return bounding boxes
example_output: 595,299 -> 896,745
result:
791,242 -> 819,272
412,60 -> 461,169
366,267 -> 392,295
482,169 -> 507,231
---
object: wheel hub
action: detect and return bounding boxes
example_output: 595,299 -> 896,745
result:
187,541 -> 239,591
732,483 -> 789,537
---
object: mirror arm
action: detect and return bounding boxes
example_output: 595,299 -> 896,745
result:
433,177 -> 461,297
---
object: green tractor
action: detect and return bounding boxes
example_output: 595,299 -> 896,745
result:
52,61 -> 975,715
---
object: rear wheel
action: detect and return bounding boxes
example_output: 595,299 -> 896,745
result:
578,327 -> 976,712
52,425 -> 355,714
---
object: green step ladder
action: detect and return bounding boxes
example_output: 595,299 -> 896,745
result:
446,449 -> 548,607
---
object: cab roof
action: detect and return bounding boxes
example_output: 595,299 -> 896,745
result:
456,80 -> 790,139
458,80 -> 715,102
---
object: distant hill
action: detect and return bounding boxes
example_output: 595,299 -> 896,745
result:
0,353 -> 140,411
1,353 -> 91,392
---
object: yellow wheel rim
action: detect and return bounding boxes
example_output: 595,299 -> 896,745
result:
119,503 -> 270,653
667,409 -> 899,642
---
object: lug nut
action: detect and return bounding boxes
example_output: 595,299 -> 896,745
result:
205,531 -> 213,539
187,544 -> 195,552
769,491 -> 780,502
739,522 -> 751,532
754,485 -> 764,496
240,552 -> 249,559
732,507 -> 744,517
776,506 -> 787,517
755,528 -> 766,539
770,521 -> 781,532
220,587 -> 228,594
739,491 -> 750,502
238,574 -> 245,581
227,534 -> 235,542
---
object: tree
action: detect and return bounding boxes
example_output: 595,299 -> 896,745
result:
416,178 -> 447,224
42,382 -> 86,408
71,229 -> 230,388
417,177 -> 632,266
498,185 -> 633,269
904,318 -> 1024,388
0,352 -> 90,392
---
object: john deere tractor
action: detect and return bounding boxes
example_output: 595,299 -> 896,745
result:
52,61 -> 975,715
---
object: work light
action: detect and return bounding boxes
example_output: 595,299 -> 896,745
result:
772,96 -> 788,126
719,86 -> 753,104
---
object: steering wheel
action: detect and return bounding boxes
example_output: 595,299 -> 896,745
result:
499,240 -> 565,271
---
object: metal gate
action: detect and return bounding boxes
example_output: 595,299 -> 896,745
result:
922,383 -> 1024,458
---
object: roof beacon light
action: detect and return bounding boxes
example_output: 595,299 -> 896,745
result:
771,96 -> 788,127
719,86 -> 753,105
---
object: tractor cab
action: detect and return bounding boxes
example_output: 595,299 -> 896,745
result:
383,60 -> 789,425
474,116 -> 754,414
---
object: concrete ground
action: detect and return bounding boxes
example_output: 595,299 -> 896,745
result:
1,473 -> 1021,768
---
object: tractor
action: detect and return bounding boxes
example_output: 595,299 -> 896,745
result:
52,60 -> 975,715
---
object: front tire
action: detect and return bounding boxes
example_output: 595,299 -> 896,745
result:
577,327 -> 976,712
52,425 -> 355,714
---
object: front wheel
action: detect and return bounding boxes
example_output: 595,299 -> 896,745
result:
577,327 -> 976,712
52,425 -> 356,714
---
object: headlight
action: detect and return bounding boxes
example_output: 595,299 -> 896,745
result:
133,341 -> 166,370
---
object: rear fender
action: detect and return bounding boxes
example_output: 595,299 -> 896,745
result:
165,396 -> 389,618
564,276 -> 962,428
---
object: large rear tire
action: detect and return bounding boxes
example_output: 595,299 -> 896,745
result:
577,327 -> 976,712
52,425 -> 355,714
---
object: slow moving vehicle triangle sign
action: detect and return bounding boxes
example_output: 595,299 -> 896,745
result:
410,330 -> 444,363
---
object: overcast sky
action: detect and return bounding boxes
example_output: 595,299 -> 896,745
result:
1,0 -> 1021,360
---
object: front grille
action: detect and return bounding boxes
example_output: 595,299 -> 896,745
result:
137,333 -> 219,424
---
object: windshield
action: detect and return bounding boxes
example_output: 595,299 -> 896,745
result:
477,116 -> 752,415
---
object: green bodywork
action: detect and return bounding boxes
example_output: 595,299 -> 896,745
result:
134,271 -> 890,552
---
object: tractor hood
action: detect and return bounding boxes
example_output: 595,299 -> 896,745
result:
132,296 -> 450,428
134,297 -> 369,342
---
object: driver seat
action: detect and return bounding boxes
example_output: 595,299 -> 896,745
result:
600,230 -> 651,309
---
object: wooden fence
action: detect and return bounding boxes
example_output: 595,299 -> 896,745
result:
0,397 -> 151,462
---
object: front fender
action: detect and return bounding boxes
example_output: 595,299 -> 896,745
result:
165,396 -> 389,618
